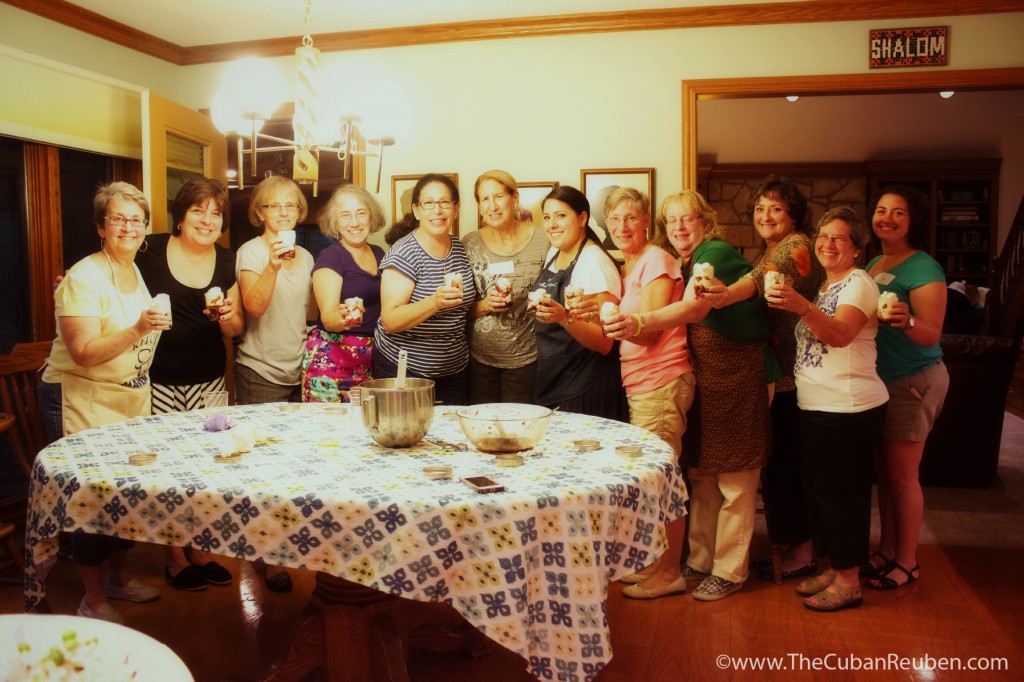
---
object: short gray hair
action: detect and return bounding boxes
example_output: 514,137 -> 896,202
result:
92,182 -> 150,227
318,185 -> 387,238
817,205 -> 869,248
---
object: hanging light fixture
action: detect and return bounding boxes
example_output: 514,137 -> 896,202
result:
211,0 -> 396,194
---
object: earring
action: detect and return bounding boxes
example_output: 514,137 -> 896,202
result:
138,238 -> 149,253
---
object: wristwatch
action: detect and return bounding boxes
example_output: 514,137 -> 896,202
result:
907,315 -> 916,329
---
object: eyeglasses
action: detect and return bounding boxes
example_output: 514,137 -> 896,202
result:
105,215 -> 148,228
418,199 -> 454,211
261,202 -> 300,213
815,234 -> 850,245
607,215 -> 643,227
339,209 -> 371,223
665,215 -> 701,227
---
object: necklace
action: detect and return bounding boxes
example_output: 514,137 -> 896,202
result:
488,222 -> 526,256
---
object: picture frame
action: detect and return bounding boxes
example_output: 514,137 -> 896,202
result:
391,172 -> 460,236
477,180 -> 557,229
581,167 -> 656,259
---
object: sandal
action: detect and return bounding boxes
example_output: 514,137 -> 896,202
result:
865,562 -> 919,590
803,582 -> 863,612
795,571 -> 835,598
858,551 -> 892,580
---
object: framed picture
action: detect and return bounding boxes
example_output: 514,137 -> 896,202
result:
477,180 -> 557,229
391,173 -> 460,236
581,167 -> 656,257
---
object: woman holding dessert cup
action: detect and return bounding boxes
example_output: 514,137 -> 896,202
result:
605,190 -> 771,601
374,173 -> 475,405
462,170 -> 548,404
701,176 -> 825,581
764,206 -> 888,611
301,184 -> 386,403
862,185 -> 948,590
600,187 -> 695,599
532,185 -> 626,420
135,176 -> 242,591
37,182 -> 171,622
236,175 -> 314,593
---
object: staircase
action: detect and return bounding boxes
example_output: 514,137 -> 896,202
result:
988,194 -> 1024,339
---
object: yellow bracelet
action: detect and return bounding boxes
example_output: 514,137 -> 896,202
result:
632,313 -> 645,336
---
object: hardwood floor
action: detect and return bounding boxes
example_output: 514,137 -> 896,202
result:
2,540 -> 1022,681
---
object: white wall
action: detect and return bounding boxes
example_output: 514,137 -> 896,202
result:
3,4 -> 1023,246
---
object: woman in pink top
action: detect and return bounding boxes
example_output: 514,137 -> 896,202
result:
603,187 -> 695,599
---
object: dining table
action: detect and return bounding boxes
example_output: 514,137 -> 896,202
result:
24,402 -> 687,681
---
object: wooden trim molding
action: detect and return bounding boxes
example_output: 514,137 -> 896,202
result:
4,0 -> 1021,65
23,143 -> 62,342
2,0 -> 183,64
680,67 -> 1024,190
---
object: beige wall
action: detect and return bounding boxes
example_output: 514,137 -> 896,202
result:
3,4 -> 1023,245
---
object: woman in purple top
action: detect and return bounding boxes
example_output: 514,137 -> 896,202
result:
301,185 -> 386,402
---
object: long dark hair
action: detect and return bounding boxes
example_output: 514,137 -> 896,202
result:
871,184 -> 930,249
542,185 -> 607,252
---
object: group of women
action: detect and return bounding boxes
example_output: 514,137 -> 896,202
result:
39,168 -> 946,622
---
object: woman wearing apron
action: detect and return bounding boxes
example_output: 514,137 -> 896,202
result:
532,185 -> 626,420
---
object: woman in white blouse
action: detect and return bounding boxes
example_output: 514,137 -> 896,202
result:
766,206 -> 888,612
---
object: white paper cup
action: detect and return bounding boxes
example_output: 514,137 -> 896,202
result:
152,293 -> 172,325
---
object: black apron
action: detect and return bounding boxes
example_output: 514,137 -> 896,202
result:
532,242 -> 624,417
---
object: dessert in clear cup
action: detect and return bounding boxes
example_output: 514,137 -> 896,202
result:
340,296 -> 365,327
494,276 -> 512,304
877,291 -> 899,324
444,272 -> 463,290
563,284 -> 586,319
276,229 -> 296,260
599,301 -> 620,324
204,286 -> 224,321
527,287 -> 550,313
691,262 -> 714,295
764,269 -> 785,296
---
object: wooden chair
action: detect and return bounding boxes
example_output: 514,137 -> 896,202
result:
0,341 -> 53,478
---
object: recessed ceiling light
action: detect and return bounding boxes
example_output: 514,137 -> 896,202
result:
939,90 -> 955,99
786,95 -> 800,102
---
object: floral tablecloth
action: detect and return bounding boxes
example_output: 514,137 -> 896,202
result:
25,403 -> 686,681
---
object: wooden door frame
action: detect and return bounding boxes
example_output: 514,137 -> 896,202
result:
681,67 -> 1024,190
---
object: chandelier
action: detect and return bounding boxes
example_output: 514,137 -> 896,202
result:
210,0 -> 395,194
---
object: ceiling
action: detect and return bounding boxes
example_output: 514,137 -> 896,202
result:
56,0 -> 783,47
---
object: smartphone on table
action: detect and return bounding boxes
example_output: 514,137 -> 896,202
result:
461,476 -> 506,494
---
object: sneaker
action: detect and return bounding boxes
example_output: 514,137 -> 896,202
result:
692,575 -> 742,602
681,566 -> 710,582
77,599 -> 126,624
105,578 -> 161,602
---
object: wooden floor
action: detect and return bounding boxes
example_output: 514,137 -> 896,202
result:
2,539 -> 1022,681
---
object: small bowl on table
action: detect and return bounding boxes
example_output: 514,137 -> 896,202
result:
456,403 -> 553,453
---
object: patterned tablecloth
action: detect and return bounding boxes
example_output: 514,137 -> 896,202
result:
24,403 -> 686,681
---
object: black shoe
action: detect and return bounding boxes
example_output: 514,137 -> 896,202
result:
757,559 -> 818,582
265,570 -> 293,594
184,546 -> 233,586
165,565 -> 208,591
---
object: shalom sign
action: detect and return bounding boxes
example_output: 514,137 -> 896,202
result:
869,26 -> 948,69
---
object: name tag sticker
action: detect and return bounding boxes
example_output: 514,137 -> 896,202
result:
874,272 -> 895,286
488,261 -> 515,276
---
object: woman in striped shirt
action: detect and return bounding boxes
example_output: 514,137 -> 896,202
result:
374,173 -> 475,404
